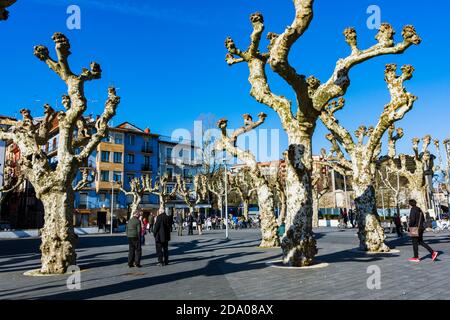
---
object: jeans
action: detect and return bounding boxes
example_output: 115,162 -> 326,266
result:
128,237 -> 142,266
412,230 -> 434,258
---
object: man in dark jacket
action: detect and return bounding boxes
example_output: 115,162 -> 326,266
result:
126,211 -> 142,268
154,208 -> 171,266
187,213 -> 194,235
408,199 -> 438,262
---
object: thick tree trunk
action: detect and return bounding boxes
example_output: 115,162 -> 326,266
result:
243,199 -> 249,220
281,138 -> 317,266
278,192 -> 287,226
312,190 -> 319,228
354,184 -> 390,252
39,191 -> 77,274
256,184 -> 280,248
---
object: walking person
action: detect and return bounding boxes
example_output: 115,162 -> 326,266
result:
187,212 -> 194,235
408,199 -> 438,262
126,210 -> 142,268
349,209 -> 355,228
141,216 -> 148,245
154,208 -> 171,266
196,212 -> 204,235
176,213 -> 184,236
393,213 -> 403,237
149,213 -> 155,234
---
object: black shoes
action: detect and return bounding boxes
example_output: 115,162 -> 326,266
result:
156,263 -> 164,267
134,264 -> 142,268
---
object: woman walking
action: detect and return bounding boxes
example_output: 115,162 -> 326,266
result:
408,199 -> 438,262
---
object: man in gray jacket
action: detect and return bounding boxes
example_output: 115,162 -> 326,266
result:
126,210 -> 142,268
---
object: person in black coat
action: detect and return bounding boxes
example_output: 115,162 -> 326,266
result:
408,199 -> 438,262
153,208 -> 171,266
187,213 -> 194,235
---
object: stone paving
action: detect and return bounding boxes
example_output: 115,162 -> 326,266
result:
0,227 -> 449,300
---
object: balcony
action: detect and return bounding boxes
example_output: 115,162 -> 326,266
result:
141,146 -> 153,154
141,164 -> 152,172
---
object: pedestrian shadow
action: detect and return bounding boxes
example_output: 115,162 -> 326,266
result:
35,251 -> 280,300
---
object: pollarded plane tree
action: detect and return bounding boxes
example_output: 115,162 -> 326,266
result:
311,151 -> 332,228
229,167 -> 257,220
376,125 -> 405,216
392,136 -> 435,212
268,164 -> 287,226
320,63 -> 417,252
224,0 -> 421,265
0,33 -> 120,274
151,174 -> 178,212
119,176 -> 155,216
0,0 -> 16,20
176,174 -> 208,216
216,113 -> 280,248
207,169 -> 229,219
433,138 -> 450,207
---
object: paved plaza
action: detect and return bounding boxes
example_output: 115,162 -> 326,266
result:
0,228 -> 449,300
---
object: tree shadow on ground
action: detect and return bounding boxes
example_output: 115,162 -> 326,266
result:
33,251 -> 280,300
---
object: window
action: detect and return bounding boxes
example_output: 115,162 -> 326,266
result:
99,193 -> 106,202
100,171 -> 110,182
166,167 -> 173,178
166,185 -> 174,193
166,147 -> 173,159
183,168 -> 190,178
128,134 -> 135,146
101,151 -> 110,162
127,174 -> 134,183
114,133 -> 123,145
113,152 -> 122,163
113,171 -> 122,183
127,153 -> 135,164
144,156 -> 151,166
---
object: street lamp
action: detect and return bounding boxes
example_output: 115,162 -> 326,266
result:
223,156 -> 229,240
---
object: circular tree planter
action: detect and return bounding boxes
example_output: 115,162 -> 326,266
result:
266,260 -> 329,269
24,267 -> 87,277
349,248 -> 400,254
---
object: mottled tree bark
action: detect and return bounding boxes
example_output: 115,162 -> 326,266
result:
0,33 -> 120,274
321,63 -> 417,252
224,0 -> 420,265
216,114 -> 280,248
40,191 -> 77,274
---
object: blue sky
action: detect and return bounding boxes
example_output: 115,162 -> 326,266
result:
1,0 -> 449,160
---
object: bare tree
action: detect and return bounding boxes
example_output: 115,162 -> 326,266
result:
119,176 -> 154,216
230,167 -> 257,220
0,33 -> 120,274
267,164 -> 287,226
150,174 -> 178,212
0,0 -> 16,20
433,139 -> 450,206
216,113 -> 279,247
396,136 -> 434,212
311,152 -> 332,228
320,63 -> 417,252
207,168 -> 229,218
376,125 -> 405,216
224,0 -> 420,265
176,174 -> 208,215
